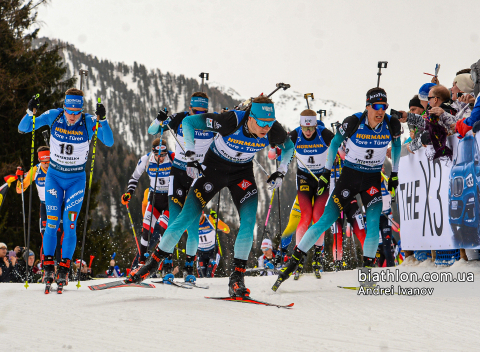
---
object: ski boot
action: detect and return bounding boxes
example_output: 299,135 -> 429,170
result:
127,247 -> 167,283
293,257 -> 305,280
312,245 -> 324,279
228,258 -> 250,299
359,256 -> 377,288
183,255 -> 196,283
43,255 -> 55,294
56,258 -> 71,294
162,255 -> 173,277
272,246 -> 305,292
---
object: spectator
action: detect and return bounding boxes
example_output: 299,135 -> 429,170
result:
75,259 -> 93,281
400,95 -> 426,156
454,71 -> 479,137
257,239 -> 281,276
0,242 -> 15,282
11,249 -> 39,283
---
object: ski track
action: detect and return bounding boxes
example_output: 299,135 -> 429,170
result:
1,263 -> 479,352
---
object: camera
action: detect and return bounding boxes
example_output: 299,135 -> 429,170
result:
390,109 -> 402,120
457,92 -> 463,98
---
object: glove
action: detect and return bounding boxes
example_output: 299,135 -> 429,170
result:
317,169 -> 331,195
156,109 -> 168,122
27,95 -> 40,113
16,167 -> 24,178
420,131 -> 432,146
388,172 -> 398,193
185,151 -> 203,179
265,262 -> 274,270
121,192 -> 132,205
95,102 -> 106,120
210,209 -> 218,219
267,171 -> 285,190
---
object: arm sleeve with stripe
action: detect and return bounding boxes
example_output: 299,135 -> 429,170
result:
127,155 -> 148,194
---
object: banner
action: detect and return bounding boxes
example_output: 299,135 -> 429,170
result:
399,134 -> 480,250
0,182 -> 9,214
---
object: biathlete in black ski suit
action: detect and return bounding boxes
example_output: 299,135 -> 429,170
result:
273,87 -> 402,290
128,96 -> 295,298
145,92 -> 215,282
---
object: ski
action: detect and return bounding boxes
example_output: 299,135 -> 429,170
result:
88,280 -> 155,291
152,280 -> 193,289
205,296 -> 294,309
183,282 -> 209,289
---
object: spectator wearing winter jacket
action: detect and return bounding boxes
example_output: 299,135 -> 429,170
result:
401,95 -> 425,156
0,242 -> 15,282
11,249 -> 40,283
454,72 -> 479,137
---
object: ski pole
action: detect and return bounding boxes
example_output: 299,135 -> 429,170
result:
262,189 -> 276,240
294,152 -> 319,182
76,97 -> 101,289
377,61 -> 388,88
213,189 -> 222,254
304,93 -> 314,109
165,124 -> 204,177
24,93 -> 39,289
17,167 -> 27,247
275,159 -> 282,241
126,203 -> 141,254
253,158 -> 269,177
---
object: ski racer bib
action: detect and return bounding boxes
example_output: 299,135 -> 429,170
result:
173,117 -> 214,169
50,112 -> 90,173
294,126 -> 329,174
145,153 -> 172,193
210,110 -> 269,163
34,163 -> 47,202
344,112 -> 392,172
198,217 -> 216,251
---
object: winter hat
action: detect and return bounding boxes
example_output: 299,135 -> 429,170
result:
454,73 -> 474,93
300,115 -> 317,127
75,259 -> 86,266
23,249 -> 34,261
0,242 -> 7,249
418,83 -> 436,101
409,95 -> 424,110
261,238 -> 273,250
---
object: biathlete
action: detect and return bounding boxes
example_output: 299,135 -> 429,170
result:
129,95 -> 294,298
146,92 -> 215,282
18,89 -> 114,293
273,87 -> 401,291
196,210 -> 230,278
122,139 -> 173,267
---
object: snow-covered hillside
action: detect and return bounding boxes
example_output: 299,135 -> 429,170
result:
2,260 -> 479,351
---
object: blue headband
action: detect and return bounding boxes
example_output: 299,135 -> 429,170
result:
190,96 -> 209,109
64,95 -> 84,108
249,102 -> 275,120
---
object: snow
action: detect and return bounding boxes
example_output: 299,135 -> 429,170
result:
2,262 -> 479,351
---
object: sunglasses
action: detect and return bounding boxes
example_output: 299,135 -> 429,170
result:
192,109 -> 206,115
427,96 -> 436,100
64,107 -> 84,115
370,103 -> 388,111
301,126 -> 316,132
158,153 -> 167,157
254,118 -> 275,128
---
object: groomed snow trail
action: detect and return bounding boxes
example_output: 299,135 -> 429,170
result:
1,260 -> 479,351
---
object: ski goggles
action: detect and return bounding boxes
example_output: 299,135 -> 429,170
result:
64,107 -> 84,115
192,109 -> 206,115
153,145 -> 167,154
369,103 -> 389,111
301,126 -> 316,132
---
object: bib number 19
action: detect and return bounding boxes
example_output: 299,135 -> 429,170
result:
59,143 -> 74,155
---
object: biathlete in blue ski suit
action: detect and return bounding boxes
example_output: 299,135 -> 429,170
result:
18,90 -> 113,290
273,87 -> 401,291
146,92 -> 215,282
129,96 -> 294,298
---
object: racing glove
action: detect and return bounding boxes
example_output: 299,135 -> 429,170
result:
317,169 -> 331,195
121,192 -> 132,205
388,172 -> 398,193
267,171 -> 285,190
27,94 -> 40,115
95,102 -> 106,121
156,109 -> 168,122
185,151 -> 203,179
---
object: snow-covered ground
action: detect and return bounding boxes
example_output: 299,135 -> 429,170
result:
2,260 -> 479,351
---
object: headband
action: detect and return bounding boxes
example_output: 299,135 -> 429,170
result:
38,150 -> 50,162
249,103 -> 275,120
190,96 -> 209,109
300,115 -> 317,127
153,145 -> 167,153
64,95 -> 84,108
